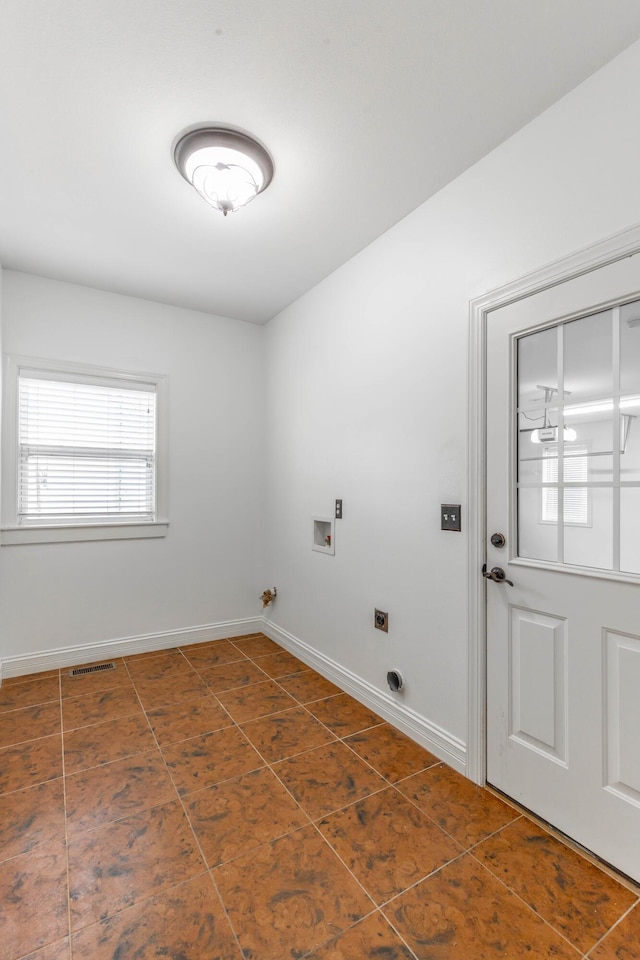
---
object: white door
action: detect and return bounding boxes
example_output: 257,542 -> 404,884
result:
486,252 -> 640,883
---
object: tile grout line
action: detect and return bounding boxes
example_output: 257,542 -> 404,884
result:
584,896 -> 640,957
377,845 -> 472,910
58,650 -> 369,781
215,691 -> 387,959
376,910 -> 429,960
59,668 -> 73,957
372,839 -> 593,960
365,809 -> 587,947
214,653 -> 439,959
507,798 -> 640,898
60,667 -> 143,735
390,766 -> 524,855
460,812 -> 525,856
262,668 -> 436,788
56,639 -> 317,956
61,659 -> 183,760
165,639 -> 404,955
0,736 -> 63,802
386,778 -> 476,852
170,634 -> 350,724
0,700 -> 65,751
64,658 -> 190,945
14,637 -> 636,960
0,693 -> 61,716
205,657 -> 453,840
232,653 -> 592,957
205,675 -> 466,957
465,847 -> 603,957
0,677 -> 67,805
260,721 -> 430,960
295,693 -> 440,794
263,661 -> 634,958
121,655 -> 248,960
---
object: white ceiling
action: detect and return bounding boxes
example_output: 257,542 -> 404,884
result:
2,1 -> 640,325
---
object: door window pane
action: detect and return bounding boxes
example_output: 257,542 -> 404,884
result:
620,299 -> 640,397
564,309 -> 612,405
518,487 -> 558,562
564,488 -> 612,570
621,488 -> 640,574
518,327 -> 561,479
517,326 -> 558,410
516,300 -> 640,576
541,447 -> 589,524
620,414 -> 640,482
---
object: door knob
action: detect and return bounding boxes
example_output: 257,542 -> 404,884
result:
482,564 -> 514,587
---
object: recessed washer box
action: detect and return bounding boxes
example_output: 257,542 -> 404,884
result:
313,517 -> 335,555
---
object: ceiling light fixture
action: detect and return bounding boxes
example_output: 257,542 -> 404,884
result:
174,126 -> 274,217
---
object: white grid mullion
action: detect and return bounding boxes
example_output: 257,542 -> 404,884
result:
612,306 -> 621,571
556,323 -> 565,563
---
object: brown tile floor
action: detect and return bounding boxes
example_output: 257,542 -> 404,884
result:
0,632 -> 639,959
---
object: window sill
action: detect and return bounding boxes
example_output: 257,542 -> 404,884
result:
1,521 -> 169,545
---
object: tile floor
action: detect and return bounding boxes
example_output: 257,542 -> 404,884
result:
0,632 -> 639,960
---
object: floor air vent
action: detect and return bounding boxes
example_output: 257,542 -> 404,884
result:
69,662 -> 116,677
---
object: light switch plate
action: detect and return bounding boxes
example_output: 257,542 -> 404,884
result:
441,504 -> 461,531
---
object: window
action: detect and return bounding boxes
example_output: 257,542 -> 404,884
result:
2,358 -> 168,544
541,445 -> 590,525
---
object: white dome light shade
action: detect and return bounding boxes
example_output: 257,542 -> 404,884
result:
174,128 -> 274,216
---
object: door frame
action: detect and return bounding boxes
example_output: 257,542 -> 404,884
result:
466,221 -> 640,785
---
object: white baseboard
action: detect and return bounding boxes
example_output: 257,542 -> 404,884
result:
1,613 -> 467,775
261,618 -> 467,775
0,617 -> 264,679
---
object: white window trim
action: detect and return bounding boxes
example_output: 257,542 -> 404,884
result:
2,355 -> 169,545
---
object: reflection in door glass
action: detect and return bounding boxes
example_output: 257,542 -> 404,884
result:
518,326 -> 558,408
620,412 -> 640,482
620,300 -> 640,483
541,448 -> 588,524
564,310 -> 612,405
621,488 -> 640,574
564,488 -> 612,570
516,300 -> 640,575
517,487 -> 558,562
620,299 -> 640,396
517,327 -> 558,471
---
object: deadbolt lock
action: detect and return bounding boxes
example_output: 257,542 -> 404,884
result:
490,532 -> 506,548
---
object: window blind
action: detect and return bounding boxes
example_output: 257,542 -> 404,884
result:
541,446 -> 589,524
18,374 -> 157,524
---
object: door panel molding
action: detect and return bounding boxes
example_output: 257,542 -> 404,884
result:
467,220 -> 640,784
508,606 -> 568,766
604,628 -> 640,806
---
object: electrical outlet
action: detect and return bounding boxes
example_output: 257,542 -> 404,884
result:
374,609 -> 389,632
335,499 -> 343,519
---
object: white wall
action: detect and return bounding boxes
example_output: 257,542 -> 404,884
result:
4,39 -> 640,758
263,40 -> 640,752
0,265 -> 3,629
0,272 -> 265,661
